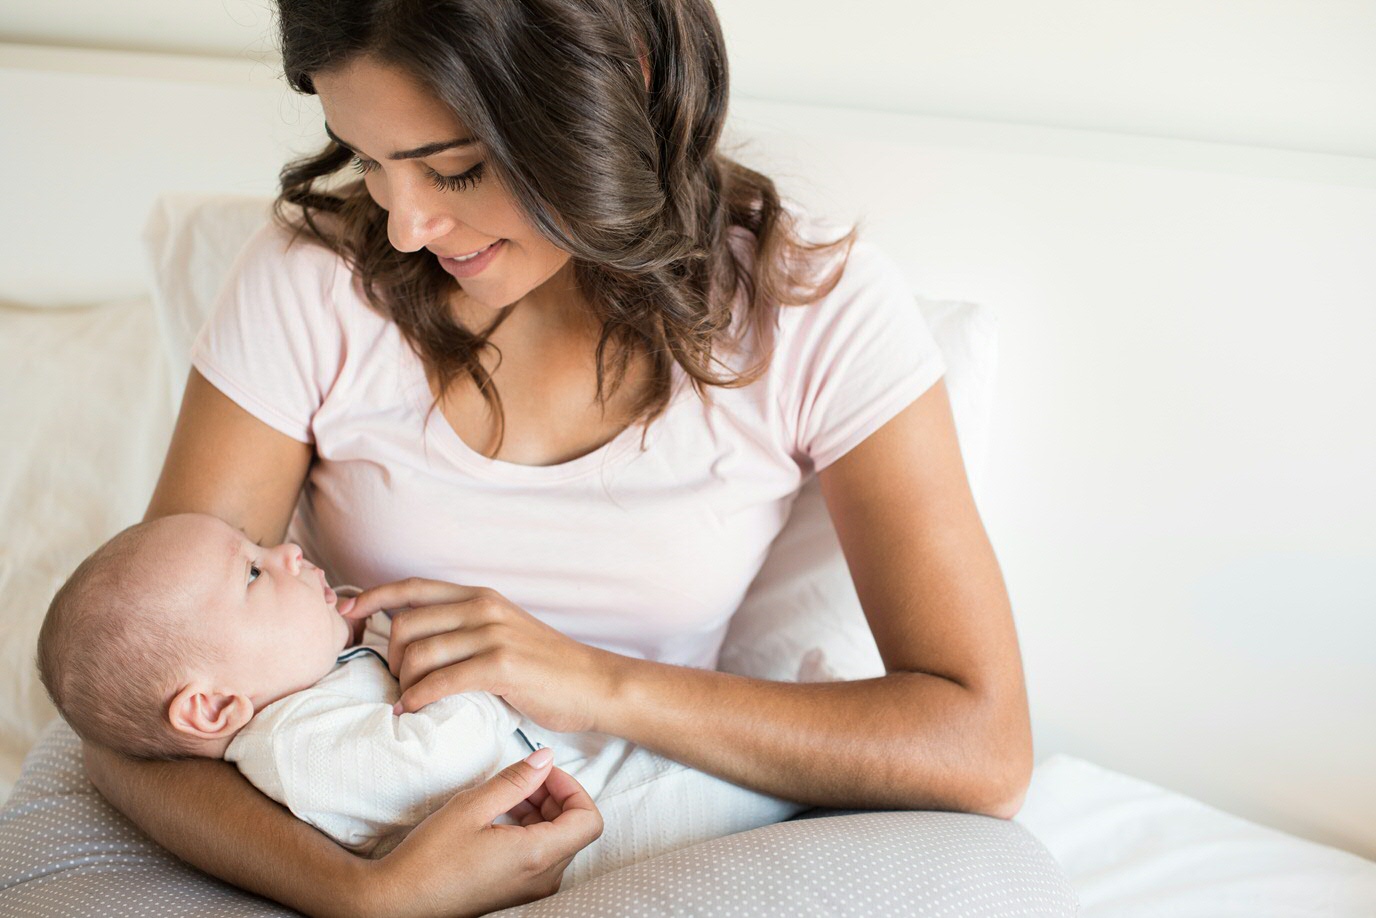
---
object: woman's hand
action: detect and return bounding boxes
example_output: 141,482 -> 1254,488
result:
339,579 -> 622,733
359,748 -> 603,918
335,584 -> 369,647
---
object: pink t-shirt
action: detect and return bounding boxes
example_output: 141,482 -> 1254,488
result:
190,208 -> 946,670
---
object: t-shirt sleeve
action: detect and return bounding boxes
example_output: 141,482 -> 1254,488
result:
189,222 -> 348,444
779,239 -> 948,473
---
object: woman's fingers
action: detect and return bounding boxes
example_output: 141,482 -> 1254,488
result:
395,649 -> 503,712
457,749 -> 556,829
502,764 -> 598,835
389,605 -> 498,681
339,577 -> 490,620
540,763 -> 600,816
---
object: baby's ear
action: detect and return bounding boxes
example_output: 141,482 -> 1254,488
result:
167,684 -> 255,740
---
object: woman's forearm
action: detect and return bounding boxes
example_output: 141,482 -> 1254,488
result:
83,741 -> 377,918
596,660 -> 1030,817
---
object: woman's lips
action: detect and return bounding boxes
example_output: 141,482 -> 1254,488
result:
437,239 -> 505,279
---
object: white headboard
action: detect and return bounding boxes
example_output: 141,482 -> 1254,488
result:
3,41 -> 1373,858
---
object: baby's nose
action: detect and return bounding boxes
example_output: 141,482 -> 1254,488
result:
280,542 -> 304,575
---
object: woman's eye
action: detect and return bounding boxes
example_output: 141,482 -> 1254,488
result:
248,563 -> 262,585
427,161 -> 486,193
348,154 -> 485,194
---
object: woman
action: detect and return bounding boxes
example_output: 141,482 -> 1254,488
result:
82,0 -> 1033,915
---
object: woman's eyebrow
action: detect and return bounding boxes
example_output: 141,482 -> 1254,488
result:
324,123 -> 475,160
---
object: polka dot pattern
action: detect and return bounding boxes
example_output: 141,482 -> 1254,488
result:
495,807 -> 1079,917
2,720 -> 1077,916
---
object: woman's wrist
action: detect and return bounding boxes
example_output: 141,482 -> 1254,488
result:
590,648 -> 643,735
333,858 -> 394,918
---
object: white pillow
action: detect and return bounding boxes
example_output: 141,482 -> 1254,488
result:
140,194 -> 998,686
0,295 -> 175,799
142,193 -> 276,407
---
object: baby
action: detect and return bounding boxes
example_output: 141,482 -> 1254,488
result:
36,512 -> 803,883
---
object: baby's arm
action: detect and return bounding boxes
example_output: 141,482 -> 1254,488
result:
226,666 -> 523,856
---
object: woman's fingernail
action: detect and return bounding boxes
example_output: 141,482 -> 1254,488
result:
339,597 -> 356,614
392,702 -> 403,716
525,747 -> 553,768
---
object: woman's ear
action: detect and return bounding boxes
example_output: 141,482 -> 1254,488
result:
167,682 -> 254,740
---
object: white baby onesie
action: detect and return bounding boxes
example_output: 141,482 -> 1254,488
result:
224,612 -> 805,885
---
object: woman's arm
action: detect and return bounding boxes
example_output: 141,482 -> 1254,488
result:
596,379 -> 1033,817
83,743 -> 372,917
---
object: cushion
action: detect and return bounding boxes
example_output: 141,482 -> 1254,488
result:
141,194 -> 1000,686
0,296 -> 175,798
0,718 -> 1078,917
142,194 -> 276,410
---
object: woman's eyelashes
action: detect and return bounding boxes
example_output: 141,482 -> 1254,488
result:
349,155 -> 486,192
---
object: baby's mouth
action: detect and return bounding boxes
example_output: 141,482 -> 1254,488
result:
313,567 -> 337,605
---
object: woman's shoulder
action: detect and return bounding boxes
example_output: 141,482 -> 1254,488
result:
764,200 -> 911,328
234,217 -> 353,287
222,216 -> 387,333
734,197 -> 900,292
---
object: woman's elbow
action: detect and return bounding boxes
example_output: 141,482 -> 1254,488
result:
980,714 -> 1034,820
955,747 -> 1030,820
983,770 -> 1031,820
963,690 -> 1033,820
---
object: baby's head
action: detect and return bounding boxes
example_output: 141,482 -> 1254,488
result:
37,513 -> 352,760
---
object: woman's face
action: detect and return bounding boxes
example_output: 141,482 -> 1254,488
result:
313,56 -> 576,318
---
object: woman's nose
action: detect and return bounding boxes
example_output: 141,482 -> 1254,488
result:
387,186 -> 458,253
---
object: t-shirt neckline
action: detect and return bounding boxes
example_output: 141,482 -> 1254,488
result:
401,341 -> 688,483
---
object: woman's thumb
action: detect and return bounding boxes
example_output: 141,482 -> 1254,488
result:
473,748 -> 554,818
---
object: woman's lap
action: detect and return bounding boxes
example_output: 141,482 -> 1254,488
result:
1,719 -> 1077,917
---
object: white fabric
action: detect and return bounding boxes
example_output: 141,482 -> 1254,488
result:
1015,755 -> 1376,916
225,613 -> 804,884
0,296 -> 175,799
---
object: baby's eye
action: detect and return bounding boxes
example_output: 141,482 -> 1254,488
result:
248,563 -> 262,585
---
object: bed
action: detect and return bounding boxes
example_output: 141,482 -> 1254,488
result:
2,41 -> 1374,916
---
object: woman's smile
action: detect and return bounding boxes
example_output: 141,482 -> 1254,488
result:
436,239 -> 507,278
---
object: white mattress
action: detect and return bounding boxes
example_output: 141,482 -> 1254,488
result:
3,294 -> 1373,917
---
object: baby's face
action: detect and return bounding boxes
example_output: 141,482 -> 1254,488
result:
156,514 -> 353,705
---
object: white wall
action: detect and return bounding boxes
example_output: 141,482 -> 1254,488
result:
1,0 -> 1372,158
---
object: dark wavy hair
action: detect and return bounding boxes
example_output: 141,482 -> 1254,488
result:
273,0 -> 858,456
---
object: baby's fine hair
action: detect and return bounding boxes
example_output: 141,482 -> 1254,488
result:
36,520 -> 213,760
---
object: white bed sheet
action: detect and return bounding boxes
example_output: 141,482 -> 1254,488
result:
1016,755 -> 1376,916
3,297 -> 1374,915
